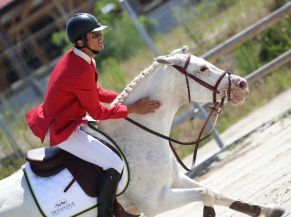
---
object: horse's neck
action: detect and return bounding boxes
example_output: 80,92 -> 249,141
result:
102,65 -> 186,135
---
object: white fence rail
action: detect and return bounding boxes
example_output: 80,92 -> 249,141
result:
201,2 -> 291,61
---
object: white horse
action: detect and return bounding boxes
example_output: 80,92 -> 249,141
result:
0,46 -> 284,217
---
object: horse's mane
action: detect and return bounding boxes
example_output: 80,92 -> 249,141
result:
111,61 -> 160,106
111,46 -> 190,106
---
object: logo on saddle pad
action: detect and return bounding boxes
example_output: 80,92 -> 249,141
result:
51,199 -> 75,216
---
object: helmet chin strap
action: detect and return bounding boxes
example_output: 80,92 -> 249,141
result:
85,44 -> 100,55
80,35 -> 100,55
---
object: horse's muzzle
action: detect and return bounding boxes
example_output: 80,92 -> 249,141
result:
228,77 -> 249,104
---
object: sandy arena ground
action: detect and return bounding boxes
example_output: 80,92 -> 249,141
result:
157,88 -> 291,217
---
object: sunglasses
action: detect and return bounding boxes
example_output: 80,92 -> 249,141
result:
91,31 -> 102,39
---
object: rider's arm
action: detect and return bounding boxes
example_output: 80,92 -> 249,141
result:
96,86 -> 118,103
73,70 -> 128,120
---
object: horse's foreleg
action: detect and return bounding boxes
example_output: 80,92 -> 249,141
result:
229,201 -> 285,217
154,187 -> 215,217
173,173 -> 285,217
174,172 -> 235,205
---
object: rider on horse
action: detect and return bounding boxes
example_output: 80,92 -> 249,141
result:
25,13 -> 161,217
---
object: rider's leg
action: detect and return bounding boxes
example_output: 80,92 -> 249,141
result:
97,168 -> 121,217
57,125 -> 123,217
57,126 -> 123,173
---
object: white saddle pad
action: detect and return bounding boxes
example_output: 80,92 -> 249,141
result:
23,163 -> 97,217
23,125 -> 129,217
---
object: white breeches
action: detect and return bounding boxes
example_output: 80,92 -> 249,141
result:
56,125 -> 124,173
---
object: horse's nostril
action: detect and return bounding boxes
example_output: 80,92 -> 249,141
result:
238,80 -> 247,89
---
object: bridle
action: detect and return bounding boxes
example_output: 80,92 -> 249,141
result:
125,54 -> 232,171
172,54 -> 231,107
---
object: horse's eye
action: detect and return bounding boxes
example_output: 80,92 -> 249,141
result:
200,66 -> 208,72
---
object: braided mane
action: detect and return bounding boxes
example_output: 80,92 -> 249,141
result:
111,61 -> 160,106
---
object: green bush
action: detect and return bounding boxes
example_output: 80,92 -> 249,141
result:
99,57 -> 127,91
212,0 -> 237,13
95,13 -> 146,62
271,0 -> 289,9
234,41 -> 260,76
0,158 -> 24,179
258,19 -> 291,63
234,19 -> 290,75
51,31 -> 71,53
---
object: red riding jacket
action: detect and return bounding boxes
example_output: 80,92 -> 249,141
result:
26,48 -> 128,146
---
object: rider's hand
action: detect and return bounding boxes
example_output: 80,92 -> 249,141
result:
127,97 -> 161,114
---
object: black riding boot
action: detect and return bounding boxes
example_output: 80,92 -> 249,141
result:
97,168 -> 121,217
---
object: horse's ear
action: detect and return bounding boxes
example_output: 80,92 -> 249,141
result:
181,45 -> 190,54
155,55 -> 181,65
170,45 -> 190,55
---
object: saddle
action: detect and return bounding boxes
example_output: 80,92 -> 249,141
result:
25,147 -> 139,217
26,147 -> 102,197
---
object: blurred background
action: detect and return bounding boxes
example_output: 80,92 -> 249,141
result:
0,0 -> 290,178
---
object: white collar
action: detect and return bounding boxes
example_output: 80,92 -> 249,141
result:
73,48 -> 93,64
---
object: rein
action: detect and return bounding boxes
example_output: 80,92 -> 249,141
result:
125,54 -> 231,171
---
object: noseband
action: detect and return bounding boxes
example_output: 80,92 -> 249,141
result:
125,54 -> 232,171
172,54 -> 231,107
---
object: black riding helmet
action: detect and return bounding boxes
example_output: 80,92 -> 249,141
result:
66,13 -> 107,53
